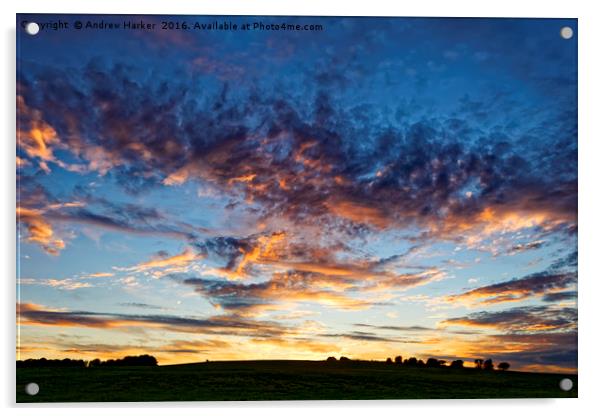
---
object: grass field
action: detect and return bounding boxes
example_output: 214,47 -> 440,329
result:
16,360 -> 577,402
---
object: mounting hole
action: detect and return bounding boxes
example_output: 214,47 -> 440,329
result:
560,26 -> 573,40
559,378 -> 573,391
25,382 -> 39,396
25,22 -> 40,36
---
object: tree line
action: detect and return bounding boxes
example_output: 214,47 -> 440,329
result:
17,354 -> 158,368
326,356 -> 510,371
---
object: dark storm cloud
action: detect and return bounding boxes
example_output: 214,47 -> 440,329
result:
17,57 -> 577,241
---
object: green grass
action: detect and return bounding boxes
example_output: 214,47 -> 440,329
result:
16,360 -> 577,402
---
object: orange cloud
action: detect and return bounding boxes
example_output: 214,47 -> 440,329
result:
326,200 -> 390,229
81,272 -> 114,278
16,156 -> 30,169
17,207 -> 65,255
17,95 -> 61,173
17,201 -> 86,255
426,202 -> 575,251
439,306 -> 576,333
17,302 -> 291,338
122,247 -> 201,277
20,278 -> 93,291
215,232 -> 287,279
444,272 -> 576,306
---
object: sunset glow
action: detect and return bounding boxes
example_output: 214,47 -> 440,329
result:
17,15 -> 577,372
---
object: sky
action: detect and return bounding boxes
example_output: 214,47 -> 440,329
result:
16,14 -> 577,373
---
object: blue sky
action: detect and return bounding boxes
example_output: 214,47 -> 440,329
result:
17,15 -> 577,372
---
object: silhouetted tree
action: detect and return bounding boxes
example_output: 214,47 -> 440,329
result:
417,359 -> 426,367
450,360 -> 464,369
405,357 -> 418,366
339,356 -> 351,362
386,357 -> 393,364
483,359 -> 494,371
426,358 -> 441,368
124,354 -> 157,366
17,355 -> 157,369
394,355 -> 402,364
326,356 -> 337,363
474,359 -> 484,369
497,362 -> 510,371
17,358 -> 86,368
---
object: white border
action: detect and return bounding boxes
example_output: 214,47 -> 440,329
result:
3,1 -> 601,415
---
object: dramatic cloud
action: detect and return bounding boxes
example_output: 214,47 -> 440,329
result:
16,181 -> 203,253
445,251 -> 577,305
181,262 -> 444,315
445,271 -> 577,305
17,207 -> 65,255
16,16 -> 577,372
18,303 -> 290,338
121,247 -> 201,278
440,305 -> 577,333
17,95 -> 61,173
182,272 -> 378,314
17,57 -> 576,245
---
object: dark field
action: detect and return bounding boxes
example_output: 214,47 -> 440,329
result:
16,360 -> 577,402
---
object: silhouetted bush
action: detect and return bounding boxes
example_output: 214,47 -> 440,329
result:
497,362 -> 510,371
405,357 -> 418,366
17,358 -> 86,368
99,355 -> 157,367
88,358 -> 101,367
426,358 -> 442,368
17,355 -> 158,368
319,355 -> 510,373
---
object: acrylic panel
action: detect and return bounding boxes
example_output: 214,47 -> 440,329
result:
16,14 -> 578,402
